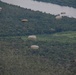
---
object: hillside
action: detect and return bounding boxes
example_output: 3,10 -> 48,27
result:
0,1 -> 76,75
34,0 -> 76,8
0,1 -> 76,36
0,31 -> 76,75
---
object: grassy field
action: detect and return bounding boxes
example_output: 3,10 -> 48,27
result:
21,31 -> 76,43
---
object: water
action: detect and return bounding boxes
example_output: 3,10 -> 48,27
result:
1,0 -> 76,18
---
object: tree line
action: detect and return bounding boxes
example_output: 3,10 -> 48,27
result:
34,0 -> 76,8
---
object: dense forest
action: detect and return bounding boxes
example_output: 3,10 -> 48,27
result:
34,0 -> 76,8
0,1 -> 76,36
0,1 -> 76,75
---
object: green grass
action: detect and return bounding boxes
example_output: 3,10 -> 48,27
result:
53,31 -> 76,38
21,31 -> 76,43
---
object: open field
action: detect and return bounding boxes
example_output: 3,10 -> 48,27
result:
21,31 -> 76,43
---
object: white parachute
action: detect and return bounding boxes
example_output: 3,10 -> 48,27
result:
21,19 -> 28,22
55,15 -> 62,19
31,45 -> 39,49
28,35 -> 37,40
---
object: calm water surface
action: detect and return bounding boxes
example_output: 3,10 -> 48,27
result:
1,0 -> 76,18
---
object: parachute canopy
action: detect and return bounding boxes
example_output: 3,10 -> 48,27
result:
21,19 -> 28,22
28,35 -> 37,40
55,16 -> 62,19
31,45 -> 39,49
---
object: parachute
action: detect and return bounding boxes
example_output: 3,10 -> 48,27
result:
21,19 -> 28,22
55,16 -> 62,19
31,45 -> 39,49
28,35 -> 37,40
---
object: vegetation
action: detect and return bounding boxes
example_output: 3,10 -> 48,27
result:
0,31 -> 76,75
0,1 -> 76,36
0,1 -> 76,75
34,0 -> 76,8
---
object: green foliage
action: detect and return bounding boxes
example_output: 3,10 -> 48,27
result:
34,0 -> 76,8
0,1 -> 76,36
0,31 -> 76,75
0,1 -> 76,75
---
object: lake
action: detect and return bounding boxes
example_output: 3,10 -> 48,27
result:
1,0 -> 76,18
